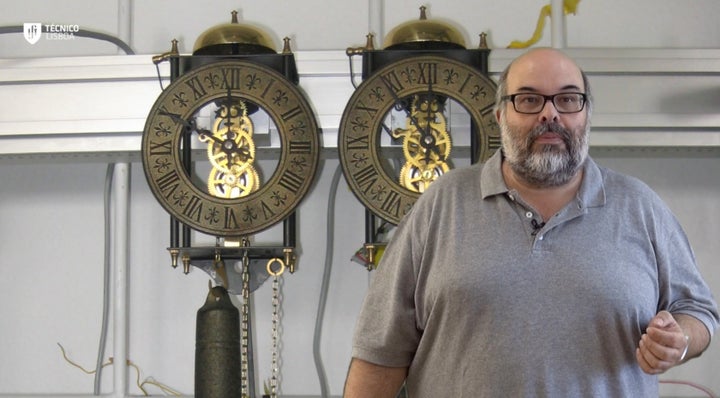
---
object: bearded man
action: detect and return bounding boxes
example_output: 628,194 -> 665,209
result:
344,48 -> 719,398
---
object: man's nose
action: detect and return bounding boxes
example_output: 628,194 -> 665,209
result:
538,98 -> 560,122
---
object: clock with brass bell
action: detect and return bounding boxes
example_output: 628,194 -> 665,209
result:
340,6 -> 500,267
144,12 -> 320,398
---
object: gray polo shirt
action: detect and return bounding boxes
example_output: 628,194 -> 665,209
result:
351,151 -> 719,397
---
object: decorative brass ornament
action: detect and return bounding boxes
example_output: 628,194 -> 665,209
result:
142,60 -> 320,236
338,55 -> 500,225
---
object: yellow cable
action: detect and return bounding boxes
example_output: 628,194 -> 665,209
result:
57,343 -> 111,374
507,0 -> 582,49
58,342 -> 181,396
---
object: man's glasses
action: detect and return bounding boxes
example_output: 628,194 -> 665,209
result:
501,92 -> 587,114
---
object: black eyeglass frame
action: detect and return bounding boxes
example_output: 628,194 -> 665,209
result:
501,92 -> 587,114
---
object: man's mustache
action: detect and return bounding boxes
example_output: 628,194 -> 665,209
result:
526,122 -> 572,147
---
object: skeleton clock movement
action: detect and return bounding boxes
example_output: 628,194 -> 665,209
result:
340,6 -> 500,266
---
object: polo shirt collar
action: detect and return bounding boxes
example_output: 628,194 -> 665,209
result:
480,150 -> 606,208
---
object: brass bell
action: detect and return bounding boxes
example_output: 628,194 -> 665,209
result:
193,10 -> 277,55
383,5 -> 466,50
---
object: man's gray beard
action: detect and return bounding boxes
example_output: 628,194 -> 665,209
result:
500,117 -> 589,187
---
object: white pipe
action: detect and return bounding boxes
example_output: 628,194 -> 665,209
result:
112,162 -> 130,398
117,0 -> 132,52
114,2 -> 132,396
368,0 -> 384,46
550,0 -> 566,48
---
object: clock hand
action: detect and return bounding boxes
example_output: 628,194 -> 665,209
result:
420,79 -> 442,150
224,87 -> 235,131
158,110 -> 193,130
379,77 -> 424,137
383,80 -> 442,164
157,109 -> 232,142
380,77 -> 443,160
158,110 -> 214,138
420,80 -> 453,165
196,128 -> 223,144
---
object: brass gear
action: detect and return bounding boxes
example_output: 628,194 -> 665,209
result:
395,96 -> 452,170
207,164 -> 260,198
205,125 -> 256,173
401,126 -> 452,169
399,160 -> 449,193
203,101 -> 256,173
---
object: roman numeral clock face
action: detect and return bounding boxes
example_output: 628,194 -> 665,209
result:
339,55 -> 500,224
142,60 -> 320,236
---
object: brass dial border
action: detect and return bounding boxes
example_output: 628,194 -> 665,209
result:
142,60 -> 320,236
339,55 -> 501,225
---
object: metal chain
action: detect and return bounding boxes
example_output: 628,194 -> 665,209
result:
266,258 -> 285,398
240,248 -> 250,398
270,272 -> 280,398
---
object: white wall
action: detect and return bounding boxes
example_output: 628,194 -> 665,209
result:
2,0 -> 720,56
0,1 -> 719,397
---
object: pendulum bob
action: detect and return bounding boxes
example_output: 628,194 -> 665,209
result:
195,285 -> 241,398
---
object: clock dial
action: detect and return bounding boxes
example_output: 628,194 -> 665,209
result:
339,55 -> 501,224
142,60 -> 320,236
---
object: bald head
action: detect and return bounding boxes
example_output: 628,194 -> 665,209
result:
494,48 -> 593,117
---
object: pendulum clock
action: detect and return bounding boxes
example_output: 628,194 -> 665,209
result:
339,6 -> 500,268
144,11 -> 320,397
